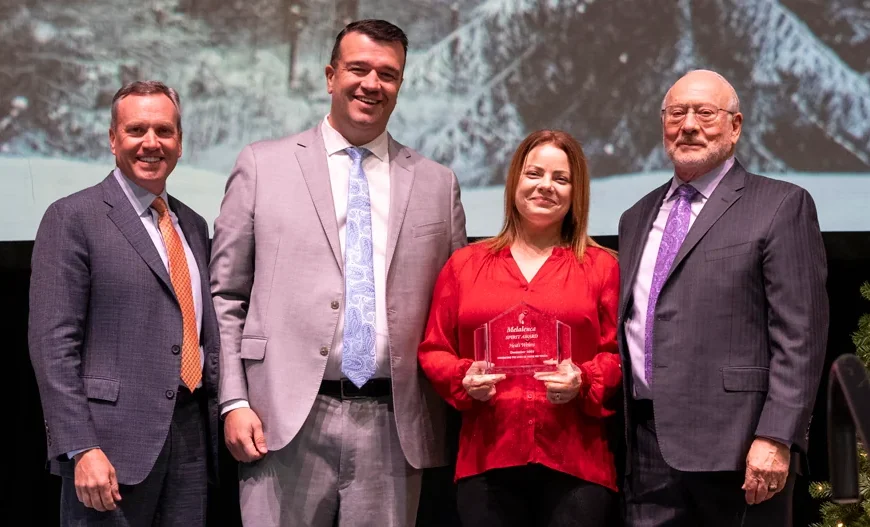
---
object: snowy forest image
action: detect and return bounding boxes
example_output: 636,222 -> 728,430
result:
1,0 -> 868,238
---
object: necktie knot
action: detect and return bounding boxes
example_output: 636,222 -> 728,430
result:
675,183 -> 699,201
345,146 -> 371,166
151,196 -> 169,216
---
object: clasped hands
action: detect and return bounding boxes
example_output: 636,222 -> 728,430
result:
462,359 -> 582,404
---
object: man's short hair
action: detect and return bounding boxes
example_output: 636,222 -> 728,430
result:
110,80 -> 182,135
329,19 -> 408,68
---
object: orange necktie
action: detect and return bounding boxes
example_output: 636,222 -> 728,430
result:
152,197 -> 201,391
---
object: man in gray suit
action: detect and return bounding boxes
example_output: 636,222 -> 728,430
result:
211,19 -> 467,526
29,81 -> 220,526
617,70 -> 828,526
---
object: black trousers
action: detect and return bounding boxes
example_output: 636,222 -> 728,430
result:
60,387 -> 208,527
456,463 -> 615,527
625,399 -> 795,527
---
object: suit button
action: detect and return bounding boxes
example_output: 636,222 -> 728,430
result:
165,389 -> 175,399
171,345 -> 181,354
320,346 -> 329,356
331,301 -> 340,310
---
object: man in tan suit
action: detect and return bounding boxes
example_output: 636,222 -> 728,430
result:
210,19 -> 467,526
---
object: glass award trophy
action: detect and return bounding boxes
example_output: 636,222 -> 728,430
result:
473,302 -> 571,374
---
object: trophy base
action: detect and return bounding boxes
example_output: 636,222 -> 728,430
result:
486,363 -> 559,375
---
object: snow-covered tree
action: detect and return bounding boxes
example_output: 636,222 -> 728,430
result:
0,0 -> 866,185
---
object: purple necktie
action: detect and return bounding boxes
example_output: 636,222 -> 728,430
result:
644,183 -> 699,386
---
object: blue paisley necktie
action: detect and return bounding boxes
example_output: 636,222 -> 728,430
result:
342,146 -> 377,388
644,183 -> 699,386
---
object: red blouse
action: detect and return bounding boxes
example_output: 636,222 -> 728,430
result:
418,242 -> 621,490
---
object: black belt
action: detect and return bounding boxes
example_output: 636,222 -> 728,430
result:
319,379 -> 391,399
631,398 -> 654,422
173,385 -> 205,407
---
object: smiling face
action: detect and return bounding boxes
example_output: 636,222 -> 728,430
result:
662,70 -> 743,181
514,143 -> 573,231
325,31 -> 405,146
109,93 -> 181,195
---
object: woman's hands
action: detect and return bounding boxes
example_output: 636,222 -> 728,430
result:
462,361 -> 507,402
534,359 -> 583,404
462,359 -> 583,404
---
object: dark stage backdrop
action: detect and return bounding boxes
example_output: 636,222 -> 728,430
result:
8,233 -> 870,526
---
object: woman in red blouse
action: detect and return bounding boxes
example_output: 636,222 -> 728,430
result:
418,130 -> 621,526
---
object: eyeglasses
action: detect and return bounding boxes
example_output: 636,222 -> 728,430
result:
661,104 -> 735,124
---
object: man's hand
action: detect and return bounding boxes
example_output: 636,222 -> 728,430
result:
224,407 -> 268,462
742,437 -> 790,505
462,361 -> 507,402
74,448 -> 122,512
534,359 -> 582,404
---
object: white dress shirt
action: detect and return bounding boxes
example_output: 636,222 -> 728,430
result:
68,169 -> 204,459
625,157 -> 734,400
321,116 -> 392,380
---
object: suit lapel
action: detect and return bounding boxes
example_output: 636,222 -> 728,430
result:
619,182 -> 669,320
385,137 -> 414,279
665,163 -> 746,282
102,174 -> 173,292
296,127 -> 343,271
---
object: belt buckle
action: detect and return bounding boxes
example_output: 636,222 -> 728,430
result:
340,379 -> 367,399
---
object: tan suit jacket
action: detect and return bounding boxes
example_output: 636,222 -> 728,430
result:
210,125 -> 466,468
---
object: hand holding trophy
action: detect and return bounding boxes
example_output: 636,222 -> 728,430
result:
474,302 -> 572,375
534,359 -> 583,404
461,361 -> 507,402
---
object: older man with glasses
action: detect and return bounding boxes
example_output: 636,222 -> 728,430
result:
616,69 -> 829,526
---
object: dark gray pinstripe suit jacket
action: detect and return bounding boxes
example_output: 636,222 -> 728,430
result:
617,160 -> 829,473
28,174 -> 220,486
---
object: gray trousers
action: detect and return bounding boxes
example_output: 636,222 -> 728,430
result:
238,394 -> 422,527
60,387 -> 208,527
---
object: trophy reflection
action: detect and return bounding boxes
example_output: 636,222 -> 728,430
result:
474,302 -> 571,374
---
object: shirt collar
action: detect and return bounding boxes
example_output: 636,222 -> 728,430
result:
665,155 -> 735,202
113,167 -> 170,217
320,115 -> 389,162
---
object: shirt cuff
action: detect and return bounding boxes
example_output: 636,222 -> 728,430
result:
221,399 -> 250,417
755,435 -> 793,450
66,447 -> 98,461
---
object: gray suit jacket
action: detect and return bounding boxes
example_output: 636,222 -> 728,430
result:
28,174 -> 221,486
617,160 -> 828,472
210,125 -> 467,469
